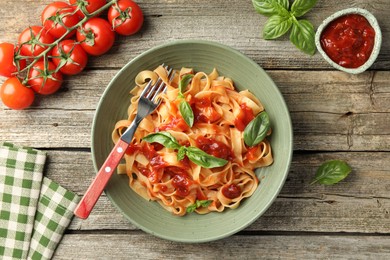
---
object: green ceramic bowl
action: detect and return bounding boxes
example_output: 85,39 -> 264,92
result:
92,40 -> 293,242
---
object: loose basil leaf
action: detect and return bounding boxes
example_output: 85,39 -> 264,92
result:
178,74 -> 194,94
252,0 -> 290,17
289,19 -> 316,55
244,111 -> 270,147
177,146 -> 186,161
179,100 -> 194,127
263,14 -> 293,40
142,131 -> 181,150
311,160 -> 352,185
291,0 -> 317,17
185,146 -> 228,168
186,200 -> 213,213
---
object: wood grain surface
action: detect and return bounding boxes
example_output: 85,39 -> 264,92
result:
0,0 -> 389,259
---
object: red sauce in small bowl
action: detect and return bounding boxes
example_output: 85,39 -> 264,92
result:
320,14 -> 376,68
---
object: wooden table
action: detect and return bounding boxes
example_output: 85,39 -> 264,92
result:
1,0 -> 389,258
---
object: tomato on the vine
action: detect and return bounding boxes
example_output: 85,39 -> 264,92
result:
0,43 -> 26,77
108,0 -> 143,36
28,60 -> 63,95
0,77 -> 35,110
18,26 -> 55,58
52,39 -> 88,75
76,17 -> 115,56
69,0 -> 106,18
41,1 -> 80,39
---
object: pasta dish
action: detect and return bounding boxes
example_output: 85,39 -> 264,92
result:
112,65 -> 273,216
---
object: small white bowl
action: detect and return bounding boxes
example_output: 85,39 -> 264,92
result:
315,8 -> 382,74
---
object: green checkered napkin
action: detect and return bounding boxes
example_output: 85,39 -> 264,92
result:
0,143 -> 79,260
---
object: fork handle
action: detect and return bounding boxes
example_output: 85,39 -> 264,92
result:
74,139 -> 129,219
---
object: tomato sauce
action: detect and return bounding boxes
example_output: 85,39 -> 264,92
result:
192,96 -> 221,123
195,136 -> 233,161
165,166 -> 193,197
320,14 -> 376,68
234,103 -> 254,131
222,184 -> 241,199
157,115 -> 190,132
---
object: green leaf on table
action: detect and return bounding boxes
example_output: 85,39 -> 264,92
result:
291,0 -> 318,17
289,19 -> 316,55
185,146 -> 228,168
252,0 -> 290,17
142,132 -> 181,150
179,100 -> 194,127
263,14 -> 293,40
244,111 -> 270,147
311,160 -> 352,185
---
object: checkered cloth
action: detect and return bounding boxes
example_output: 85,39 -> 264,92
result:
0,143 -> 79,260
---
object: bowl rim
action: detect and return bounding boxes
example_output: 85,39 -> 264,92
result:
91,39 -> 293,242
315,7 -> 382,74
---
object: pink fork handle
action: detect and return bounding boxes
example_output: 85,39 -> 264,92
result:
74,139 -> 129,219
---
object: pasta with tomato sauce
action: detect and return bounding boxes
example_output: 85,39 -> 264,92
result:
112,65 -> 273,216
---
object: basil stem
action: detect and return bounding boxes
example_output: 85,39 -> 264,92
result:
244,111 -> 270,147
311,160 -> 352,185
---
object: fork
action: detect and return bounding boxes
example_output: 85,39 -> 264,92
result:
74,66 -> 173,219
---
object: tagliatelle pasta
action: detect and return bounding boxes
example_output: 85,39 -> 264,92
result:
112,65 -> 273,216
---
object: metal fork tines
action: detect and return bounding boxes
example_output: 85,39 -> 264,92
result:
121,66 -> 174,143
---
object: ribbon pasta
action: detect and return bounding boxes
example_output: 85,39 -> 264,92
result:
112,65 -> 273,216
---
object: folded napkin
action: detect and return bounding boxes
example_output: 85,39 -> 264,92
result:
0,143 -> 79,260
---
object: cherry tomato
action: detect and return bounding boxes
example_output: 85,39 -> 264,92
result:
108,0 -> 144,36
28,60 -> 63,95
76,18 -> 115,56
52,39 -> 88,75
69,0 -> 106,18
0,77 -> 35,110
0,43 -> 26,77
18,26 -> 55,58
41,1 -> 80,39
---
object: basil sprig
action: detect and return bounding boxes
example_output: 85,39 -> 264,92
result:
311,160 -> 352,185
244,111 -> 270,147
252,0 -> 317,55
142,132 -> 228,168
178,74 -> 195,127
186,199 -> 213,213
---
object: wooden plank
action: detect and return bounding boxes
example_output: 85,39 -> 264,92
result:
41,150 -> 390,233
0,1 -> 389,70
1,71 -> 389,151
54,233 -> 390,259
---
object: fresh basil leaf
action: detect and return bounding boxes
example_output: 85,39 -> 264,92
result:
142,131 -> 181,150
186,199 -> 213,213
177,146 -> 186,161
291,0 -> 317,17
179,74 -> 193,94
179,100 -> 194,127
263,14 -> 293,40
252,0 -> 290,17
244,111 -> 270,147
185,146 -> 228,168
311,160 -> 352,185
289,19 -> 316,55
186,204 -> 197,213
